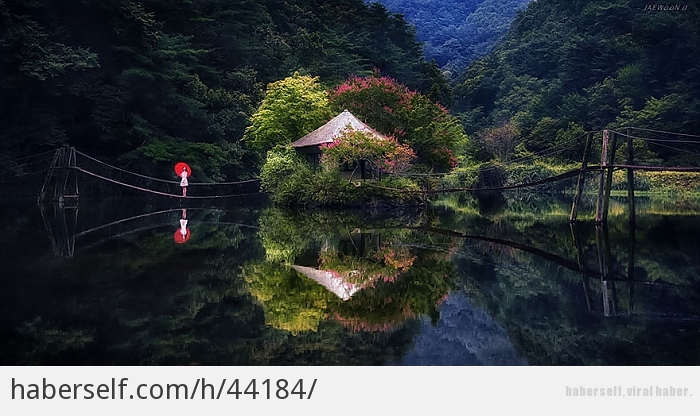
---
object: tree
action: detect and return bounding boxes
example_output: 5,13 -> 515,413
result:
1,0 -> 444,187
478,121 -> 520,162
243,73 -> 332,157
330,73 -> 466,171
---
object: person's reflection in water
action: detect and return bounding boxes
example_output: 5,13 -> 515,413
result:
174,208 -> 190,244
180,208 -> 188,235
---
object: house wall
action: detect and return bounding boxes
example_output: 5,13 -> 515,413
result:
295,145 -> 322,165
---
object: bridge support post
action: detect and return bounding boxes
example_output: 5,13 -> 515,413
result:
595,224 -> 611,316
38,149 -> 60,204
38,146 -> 79,205
602,131 -> 618,222
626,130 -> 636,225
595,130 -> 610,223
569,132 -> 593,222
570,223 -> 592,312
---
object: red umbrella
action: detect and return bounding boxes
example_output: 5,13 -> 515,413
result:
174,162 -> 192,177
174,229 -> 191,244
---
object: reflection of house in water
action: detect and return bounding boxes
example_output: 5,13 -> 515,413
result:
290,232 -> 391,301
290,265 -> 370,301
337,230 -> 381,256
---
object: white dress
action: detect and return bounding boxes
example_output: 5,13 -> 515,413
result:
179,219 -> 188,237
180,170 -> 188,187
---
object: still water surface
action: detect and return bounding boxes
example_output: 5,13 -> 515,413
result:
1,193 -> 699,365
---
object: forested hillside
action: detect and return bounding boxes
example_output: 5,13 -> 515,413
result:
5,0 -> 699,188
453,0 -> 700,163
0,0 -> 447,181
374,0 -> 530,75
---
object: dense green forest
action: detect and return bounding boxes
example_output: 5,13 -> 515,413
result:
453,0 -> 700,164
3,0 -> 699,193
374,0 -> 531,75
0,0 -> 447,181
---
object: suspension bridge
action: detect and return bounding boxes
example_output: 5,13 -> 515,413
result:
35,147 -> 262,204
378,127 -> 700,223
22,127 -> 700,222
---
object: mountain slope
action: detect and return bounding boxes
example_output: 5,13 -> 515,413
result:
374,0 -> 531,75
453,0 -> 700,162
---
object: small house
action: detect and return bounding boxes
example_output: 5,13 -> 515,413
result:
291,109 -> 388,179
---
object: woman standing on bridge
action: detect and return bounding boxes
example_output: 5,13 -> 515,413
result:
180,166 -> 189,197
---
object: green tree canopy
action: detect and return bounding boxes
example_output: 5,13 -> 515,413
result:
0,0 -> 447,188
243,73 -> 332,157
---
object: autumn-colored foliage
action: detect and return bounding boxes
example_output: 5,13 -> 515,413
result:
330,73 -> 467,171
320,128 -> 416,174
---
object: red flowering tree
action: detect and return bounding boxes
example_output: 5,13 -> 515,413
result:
320,128 -> 416,175
330,73 -> 465,171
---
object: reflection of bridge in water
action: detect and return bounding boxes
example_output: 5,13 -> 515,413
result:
42,202 -> 700,321
420,223 -> 700,321
40,203 -> 261,258
290,223 -> 700,320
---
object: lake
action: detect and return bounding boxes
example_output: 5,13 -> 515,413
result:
1,192 -> 699,365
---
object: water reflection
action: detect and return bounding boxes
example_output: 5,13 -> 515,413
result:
243,209 -> 456,335
397,292 -> 526,366
2,194 -> 700,365
174,209 -> 191,244
440,194 -> 700,365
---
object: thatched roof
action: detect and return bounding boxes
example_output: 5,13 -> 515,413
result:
291,109 -> 388,148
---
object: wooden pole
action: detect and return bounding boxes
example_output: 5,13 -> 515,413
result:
569,132 -> 593,222
38,149 -> 61,204
595,224 -> 611,316
602,131 -> 618,222
60,147 -> 71,199
595,130 -> 610,223
52,148 -> 62,201
54,147 -> 70,202
570,223 -> 592,312
626,130 -> 635,225
71,147 -> 79,198
627,217 -> 636,315
603,223 -> 617,315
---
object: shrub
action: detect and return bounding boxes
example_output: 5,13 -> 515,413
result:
261,144 -> 424,206
320,128 -> 416,175
260,147 -> 314,205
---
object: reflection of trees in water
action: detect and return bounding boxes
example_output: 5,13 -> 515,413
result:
9,194 -> 700,365
448,209 -> 700,365
330,256 -> 455,332
2,202 -> 449,365
242,262 -> 331,335
4,221 -> 262,365
245,208 -> 458,335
